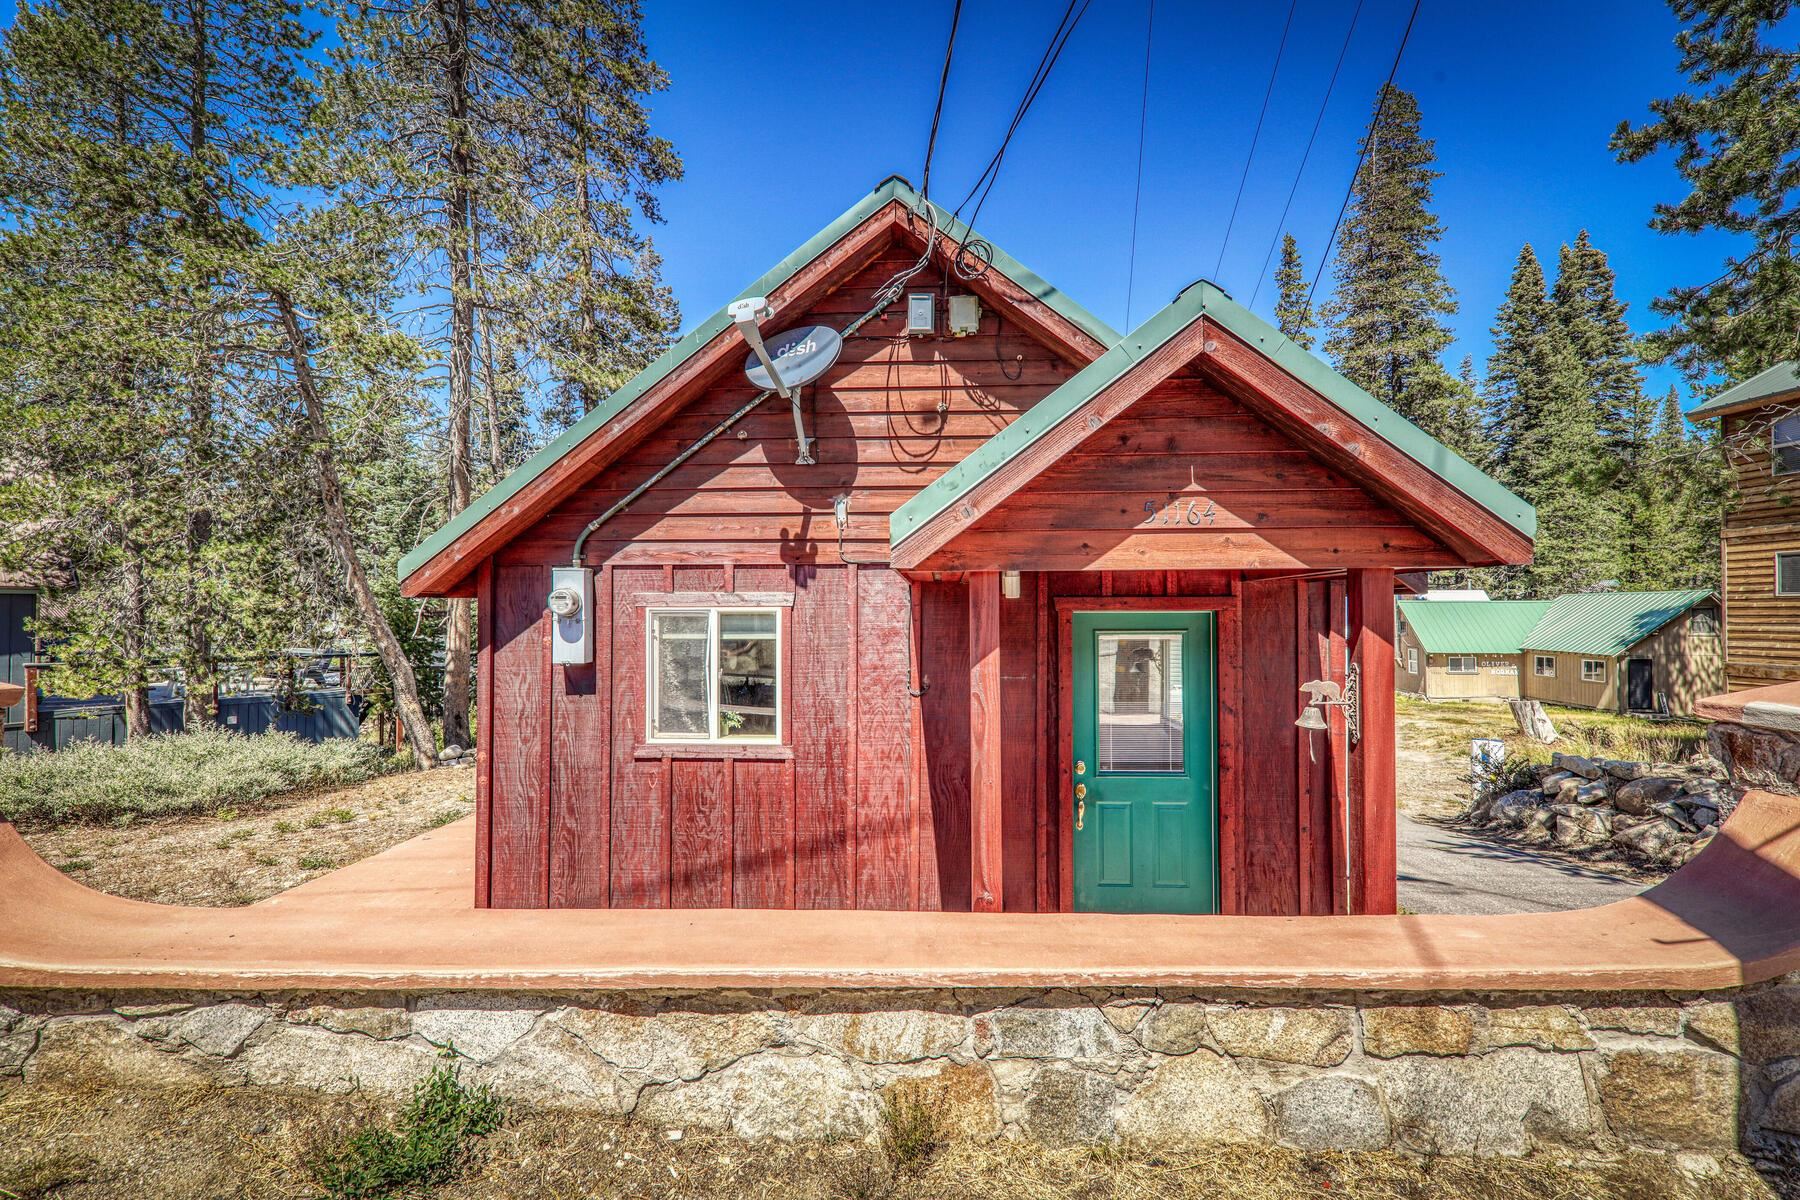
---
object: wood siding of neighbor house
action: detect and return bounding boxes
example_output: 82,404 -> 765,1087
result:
1416,654 -> 1522,701
1521,651 -> 1618,712
472,240 -> 1392,915
1720,410 -> 1800,691
1518,608 -> 1723,717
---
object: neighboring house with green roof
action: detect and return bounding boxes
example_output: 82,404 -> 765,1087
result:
1687,362 -> 1800,693
1397,591 -> 1723,716
1519,590 -> 1722,717
1395,599 -> 1551,701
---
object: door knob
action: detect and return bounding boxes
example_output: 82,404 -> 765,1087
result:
1074,782 -> 1087,799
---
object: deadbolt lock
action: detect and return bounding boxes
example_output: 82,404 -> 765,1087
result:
1075,760 -> 1085,775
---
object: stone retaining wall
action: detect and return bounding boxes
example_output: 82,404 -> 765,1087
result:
5,981 -> 1798,1176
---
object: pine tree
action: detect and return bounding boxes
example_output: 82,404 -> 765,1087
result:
311,0 -> 682,750
1550,231 -> 1644,453
1483,245 -> 1615,594
1613,1 -> 1800,382
1439,355 -> 1491,467
1272,233 -> 1314,350
1321,84 -> 1460,439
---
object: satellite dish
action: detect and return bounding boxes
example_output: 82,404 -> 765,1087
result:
744,324 -> 842,391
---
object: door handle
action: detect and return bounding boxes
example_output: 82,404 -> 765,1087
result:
1074,782 -> 1086,831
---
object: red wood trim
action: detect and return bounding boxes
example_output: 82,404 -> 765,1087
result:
1197,322 -> 1533,567
631,742 -> 794,762
891,314 -> 1216,570
1349,568 -> 1398,914
1294,580 -> 1313,916
1327,577 -> 1350,915
22,665 -> 36,736
474,560 -> 495,908
908,578 -> 926,911
631,591 -> 793,608
597,564 -> 614,909
1050,596 -> 1238,614
968,572 -> 1004,913
404,199 -> 1110,599
1056,602 -> 1075,913
1034,573 -> 1052,913
542,592 -> 555,907
1216,594 -> 1244,917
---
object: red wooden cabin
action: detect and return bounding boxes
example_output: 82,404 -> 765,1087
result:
399,177 -> 1535,915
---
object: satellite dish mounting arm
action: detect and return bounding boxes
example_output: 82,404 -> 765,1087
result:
728,296 -> 813,465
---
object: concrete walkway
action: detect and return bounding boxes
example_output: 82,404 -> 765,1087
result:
1398,814 -> 1652,916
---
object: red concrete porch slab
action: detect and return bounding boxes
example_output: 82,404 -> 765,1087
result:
1698,679 -> 1800,734
4,793 -> 1800,994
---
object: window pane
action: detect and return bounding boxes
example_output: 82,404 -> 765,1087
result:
1096,633 -> 1184,773
717,612 -> 777,738
652,612 -> 709,737
1780,553 -> 1800,596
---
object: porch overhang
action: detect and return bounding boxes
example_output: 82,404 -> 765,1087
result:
888,281 -> 1536,574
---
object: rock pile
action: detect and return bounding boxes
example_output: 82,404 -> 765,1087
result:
1468,752 -> 1735,870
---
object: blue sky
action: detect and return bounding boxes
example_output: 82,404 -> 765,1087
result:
642,0 -> 1736,405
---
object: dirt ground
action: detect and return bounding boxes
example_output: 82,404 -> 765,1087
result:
17,768 -> 475,906
0,1078 -> 1777,1200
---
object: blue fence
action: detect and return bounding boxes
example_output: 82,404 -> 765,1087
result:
23,690 -> 362,752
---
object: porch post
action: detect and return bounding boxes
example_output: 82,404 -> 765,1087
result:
1348,568 -> 1397,914
969,571 -> 1004,912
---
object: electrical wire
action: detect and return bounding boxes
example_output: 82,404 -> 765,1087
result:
949,0 -> 1093,268
1305,0 -> 1425,311
1213,0 -> 1299,281
1248,0 -> 1367,308
1124,0 -> 1156,330
920,0 -> 964,201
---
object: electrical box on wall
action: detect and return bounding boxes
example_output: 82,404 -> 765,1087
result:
948,294 -> 981,336
906,292 -> 935,335
548,566 -> 593,665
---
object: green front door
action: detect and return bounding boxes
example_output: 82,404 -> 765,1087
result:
1071,611 -> 1217,914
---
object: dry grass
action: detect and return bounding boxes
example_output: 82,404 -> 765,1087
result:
0,1079 -> 1777,1200
15,768 -> 474,906
1393,696 -> 1709,821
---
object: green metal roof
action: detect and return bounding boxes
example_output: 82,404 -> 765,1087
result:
1397,599 -> 1554,655
1687,361 -> 1800,420
1519,590 -> 1717,657
887,280 -> 1537,550
397,175 -> 1118,590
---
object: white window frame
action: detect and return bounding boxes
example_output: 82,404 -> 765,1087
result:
646,607 -> 782,744
1534,654 -> 1557,677
1773,413 -> 1800,477
1779,552 -> 1800,597
1446,654 -> 1477,675
1406,647 -> 1420,674
1581,658 -> 1607,683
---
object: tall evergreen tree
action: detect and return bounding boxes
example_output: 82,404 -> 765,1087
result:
1483,245 -> 1616,595
1550,231 -> 1645,453
1613,0 -> 1800,383
1438,354 -> 1491,467
1272,233 -> 1313,349
311,0 -> 682,751
1320,84 -> 1460,439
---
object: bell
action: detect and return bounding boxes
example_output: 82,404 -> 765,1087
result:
1294,705 -> 1328,732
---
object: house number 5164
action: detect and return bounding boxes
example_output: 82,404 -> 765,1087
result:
1142,497 -> 1217,526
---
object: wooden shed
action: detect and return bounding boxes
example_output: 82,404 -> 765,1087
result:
1518,590 -> 1722,717
1394,598 -> 1548,701
399,177 -> 1536,916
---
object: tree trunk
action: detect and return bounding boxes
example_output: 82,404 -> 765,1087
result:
1508,698 -> 1558,745
437,0 -> 474,752
181,0 -> 216,731
272,291 -> 438,768
120,538 -> 153,739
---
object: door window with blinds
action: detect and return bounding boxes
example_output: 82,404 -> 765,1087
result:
648,609 -> 780,742
1773,414 -> 1800,476
1095,632 -> 1185,773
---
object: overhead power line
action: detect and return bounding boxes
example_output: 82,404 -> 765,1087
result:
1306,0 -> 1425,310
950,0 -> 1093,259
1124,0 -> 1156,329
1248,0 -> 1367,308
1214,0 -> 1300,280
920,0 -> 965,201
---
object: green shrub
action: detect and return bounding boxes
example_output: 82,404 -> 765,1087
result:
0,728 -> 406,827
879,1081 -> 948,1175
309,1064 -> 504,1200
